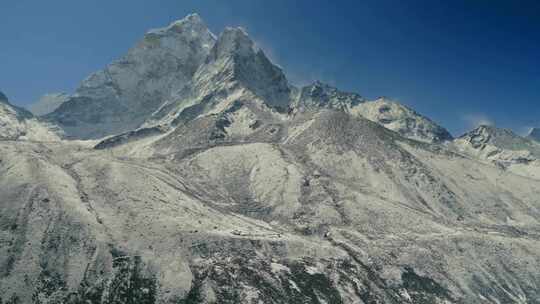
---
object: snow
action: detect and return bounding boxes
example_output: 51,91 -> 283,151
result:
46,12 -> 216,139
0,93 -> 61,141
452,125 -> 540,180
350,97 -> 453,143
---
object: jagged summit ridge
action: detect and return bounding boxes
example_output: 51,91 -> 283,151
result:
350,97 -> 453,143
147,13 -> 210,36
457,124 -> 538,152
200,26 -> 291,110
46,13 -> 216,139
148,24 -> 292,127
292,81 -> 365,111
41,13 -> 452,144
453,124 -> 540,179
208,27 -> 257,60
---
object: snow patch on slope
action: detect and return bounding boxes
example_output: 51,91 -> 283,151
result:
0,91 -> 60,141
453,125 -> 540,180
351,97 -> 453,143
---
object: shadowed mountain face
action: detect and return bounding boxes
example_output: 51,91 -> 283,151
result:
2,14 -> 540,304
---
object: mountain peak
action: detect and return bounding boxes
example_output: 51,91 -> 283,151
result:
147,13 -> 210,36
182,12 -> 203,23
168,13 -> 204,27
48,14 -> 216,139
0,91 -> 61,141
458,124 -> 533,150
308,80 -> 336,91
209,26 -> 258,61
463,124 -> 511,138
351,98 -> 453,143
454,124 -> 540,168
292,81 -> 365,111
194,25 -> 290,111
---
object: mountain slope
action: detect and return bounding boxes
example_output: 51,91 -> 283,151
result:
4,110 -> 540,303
453,125 -> 540,179
350,97 -> 453,143
0,91 -> 60,141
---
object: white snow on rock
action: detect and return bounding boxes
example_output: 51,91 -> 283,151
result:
350,97 -> 453,143
0,91 -> 60,141
291,81 -> 365,111
453,125 -> 540,179
46,13 -> 216,139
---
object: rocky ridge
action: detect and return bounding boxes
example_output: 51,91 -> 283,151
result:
45,13 -> 215,139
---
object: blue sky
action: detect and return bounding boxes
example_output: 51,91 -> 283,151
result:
1,0 -> 539,136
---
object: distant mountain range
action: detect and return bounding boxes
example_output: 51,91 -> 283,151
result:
1,14 -> 540,304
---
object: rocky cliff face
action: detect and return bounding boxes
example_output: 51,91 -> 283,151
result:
143,25 -> 292,132
2,14 -> 540,304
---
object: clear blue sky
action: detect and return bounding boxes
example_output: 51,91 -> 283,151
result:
1,0 -> 539,135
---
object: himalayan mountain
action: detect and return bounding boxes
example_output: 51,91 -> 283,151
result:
2,13 -> 540,304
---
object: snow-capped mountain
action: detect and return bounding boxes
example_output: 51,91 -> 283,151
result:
0,91 -> 60,141
46,13 -> 215,139
454,125 -> 540,161
453,125 -> 540,179
28,92 -> 70,116
291,81 -> 365,111
144,25 -> 292,129
2,14 -> 540,304
350,97 -> 453,143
